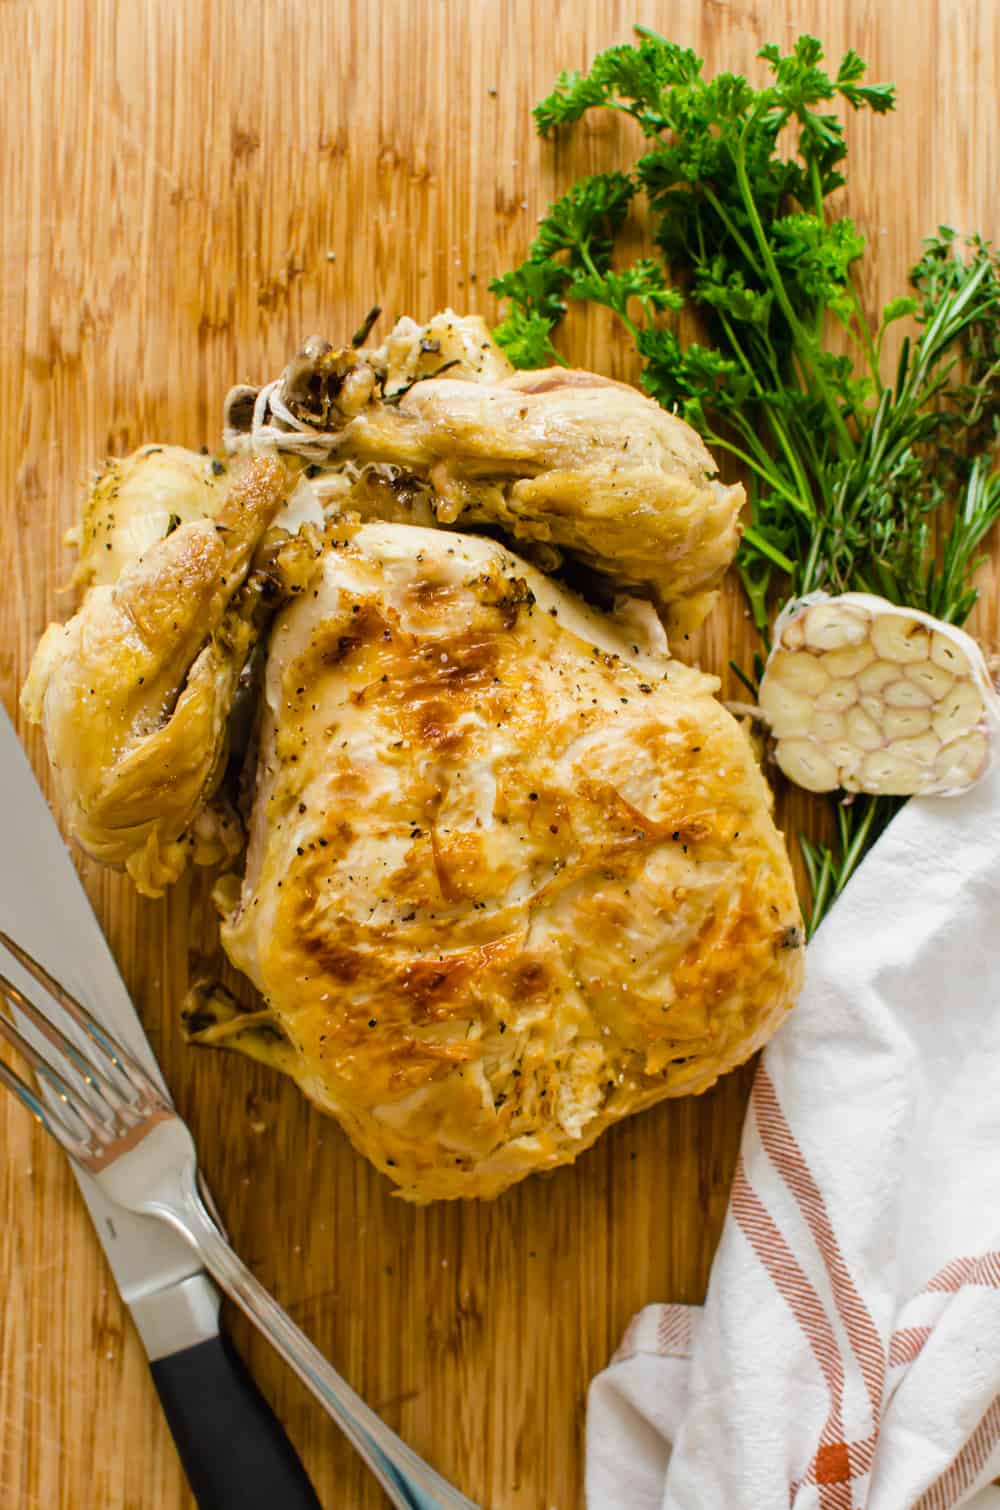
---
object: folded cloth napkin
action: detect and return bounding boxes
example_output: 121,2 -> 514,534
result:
587,759 -> 1000,1510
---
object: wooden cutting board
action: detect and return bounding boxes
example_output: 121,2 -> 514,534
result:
1,2 -> 997,1506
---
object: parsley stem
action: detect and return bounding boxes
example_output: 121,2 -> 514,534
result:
808,159 -> 826,342
733,121 -> 857,459
808,158 -> 825,220
762,410 -> 816,519
705,434 -> 803,509
708,407 -> 805,497
618,311 -> 644,344
847,284 -> 882,388
701,187 -> 766,282
742,526 -> 795,573
716,310 -> 769,395
715,311 -> 816,516
578,240 -> 602,283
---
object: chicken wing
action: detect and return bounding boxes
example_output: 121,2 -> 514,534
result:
22,454 -> 291,894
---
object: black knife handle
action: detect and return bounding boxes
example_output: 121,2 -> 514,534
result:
150,1328 -> 324,1509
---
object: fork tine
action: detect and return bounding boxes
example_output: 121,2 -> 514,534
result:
0,1053 -> 89,1154
0,931 -> 165,1109
0,971 -> 131,1119
0,1010 -> 109,1149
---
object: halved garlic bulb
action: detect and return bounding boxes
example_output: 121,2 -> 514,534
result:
758,593 -> 999,796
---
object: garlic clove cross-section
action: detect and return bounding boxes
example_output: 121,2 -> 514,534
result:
758,592 -> 999,797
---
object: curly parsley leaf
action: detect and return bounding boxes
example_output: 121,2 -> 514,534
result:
570,258 -> 684,331
531,172 -> 636,263
489,259 -> 571,325
490,173 -> 637,365
491,308 -> 563,368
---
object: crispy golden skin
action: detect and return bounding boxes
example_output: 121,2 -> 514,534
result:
21,455 -> 291,894
190,523 -> 803,1201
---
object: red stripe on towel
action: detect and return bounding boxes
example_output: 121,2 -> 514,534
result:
924,1253 -> 1000,1292
753,1069 -> 884,1423
655,1305 -> 695,1358
912,1395 -> 1000,1508
731,1157 -> 846,1449
887,1326 -> 931,1368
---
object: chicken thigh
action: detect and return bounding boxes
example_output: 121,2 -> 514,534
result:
227,314 -> 745,638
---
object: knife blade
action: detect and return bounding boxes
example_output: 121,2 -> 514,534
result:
0,703 -> 322,1510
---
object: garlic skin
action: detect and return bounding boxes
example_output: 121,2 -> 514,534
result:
758,592 -> 1000,797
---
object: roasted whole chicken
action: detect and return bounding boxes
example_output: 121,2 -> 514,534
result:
23,312 -> 804,1201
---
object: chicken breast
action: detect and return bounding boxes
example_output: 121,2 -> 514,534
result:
227,314 -> 745,639
187,522 -> 804,1201
21,455 -> 292,894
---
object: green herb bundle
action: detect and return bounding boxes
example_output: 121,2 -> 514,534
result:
491,30 -> 1000,932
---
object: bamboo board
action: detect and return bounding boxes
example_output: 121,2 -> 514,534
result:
1,2 -> 997,1506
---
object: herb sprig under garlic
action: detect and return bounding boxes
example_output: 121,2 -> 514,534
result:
491,30 -> 1000,931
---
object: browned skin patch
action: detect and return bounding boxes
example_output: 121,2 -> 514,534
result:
419,700 -> 466,753
397,937 -> 513,1015
296,928 -> 365,985
512,959 -> 551,1000
666,900 -> 774,1053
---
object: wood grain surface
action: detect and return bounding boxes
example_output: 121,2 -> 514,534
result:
1,2 -> 997,1507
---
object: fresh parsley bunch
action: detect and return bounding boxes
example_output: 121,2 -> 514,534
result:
491,31 -> 1000,929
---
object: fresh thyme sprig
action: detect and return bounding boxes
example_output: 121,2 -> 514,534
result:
491,31 -> 1000,932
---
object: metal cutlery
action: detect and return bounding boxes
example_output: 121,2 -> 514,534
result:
0,707 -> 476,1510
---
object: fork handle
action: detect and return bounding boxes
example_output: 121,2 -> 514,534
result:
147,1173 -> 478,1510
150,1329 -> 323,1510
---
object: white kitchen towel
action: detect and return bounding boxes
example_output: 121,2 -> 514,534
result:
587,759 -> 1000,1509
